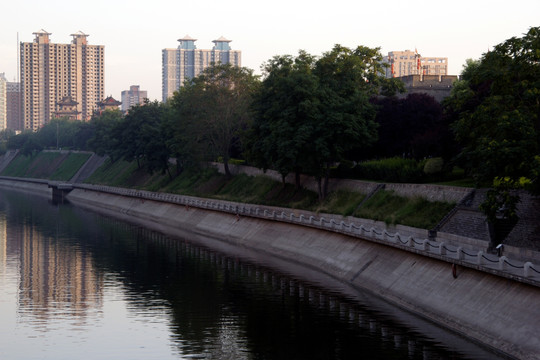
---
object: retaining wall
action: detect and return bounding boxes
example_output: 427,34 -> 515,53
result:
212,162 -> 471,203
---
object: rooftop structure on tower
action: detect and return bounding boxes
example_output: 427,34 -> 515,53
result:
162,35 -> 241,102
20,30 -> 104,130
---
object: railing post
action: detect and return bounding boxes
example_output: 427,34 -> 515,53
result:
499,256 -> 507,270
477,251 -> 483,265
524,262 -> 532,277
455,246 -> 462,260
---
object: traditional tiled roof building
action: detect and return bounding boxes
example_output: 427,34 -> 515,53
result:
97,96 -> 121,113
54,96 -> 80,120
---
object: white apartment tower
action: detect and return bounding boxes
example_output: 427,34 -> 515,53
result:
162,35 -> 241,102
20,30 -> 104,130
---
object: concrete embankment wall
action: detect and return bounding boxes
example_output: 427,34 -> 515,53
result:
0,177 -> 51,198
61,187 -> 540,360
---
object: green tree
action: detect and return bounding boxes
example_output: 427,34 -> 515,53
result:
88,109 -> 123,159
368,93 -> 454,160
0,129 -> 15,155
108,100 -> 171,175
136,101 -> 172,176
444,26 -> 540,221
250,45 -> 387,200
248,51 -> 320,188
309,45 -> 381,199
170,63 -> 260,177
163,98 -> 199,175
0,129 -> 15,141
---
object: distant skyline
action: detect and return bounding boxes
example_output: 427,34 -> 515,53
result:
1,0 -> 538,102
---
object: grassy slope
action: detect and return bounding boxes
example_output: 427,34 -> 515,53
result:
0,152 -> 457,229
50,153 -> 92,180
354,190 -> 455,230
1,152 -> 91,181
84,159 -> 455,229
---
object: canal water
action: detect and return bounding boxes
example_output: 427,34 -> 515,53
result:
0,188 -> 507,359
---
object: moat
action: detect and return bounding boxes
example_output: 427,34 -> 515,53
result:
0,188 -> 506,359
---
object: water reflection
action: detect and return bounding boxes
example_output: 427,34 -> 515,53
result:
17,227 -> 103,327
0,189 -> 505,359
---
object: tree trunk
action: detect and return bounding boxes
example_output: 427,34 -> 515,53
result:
323,173 -> 329,200
223,158 -> 231,178
317,177 -> 323,201
295,170 -> 301,190
175,158 -> 184,175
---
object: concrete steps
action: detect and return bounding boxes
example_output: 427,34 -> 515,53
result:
0,149 -> 19,173
437,189 -> 490,242
70,154 -> 107,183
505,192 -> 540,251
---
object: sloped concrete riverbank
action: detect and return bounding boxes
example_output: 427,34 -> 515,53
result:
1,178 -> 539,359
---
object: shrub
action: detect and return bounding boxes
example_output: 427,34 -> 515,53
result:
353,157 -> 425,183
423,157 -> 444,175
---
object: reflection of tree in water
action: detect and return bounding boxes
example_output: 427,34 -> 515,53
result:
83,219 -> 478,360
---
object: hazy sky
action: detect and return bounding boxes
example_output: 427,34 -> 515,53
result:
1,0 -> 538,101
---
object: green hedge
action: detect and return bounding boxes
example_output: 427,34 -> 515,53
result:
352,157 -> 426,183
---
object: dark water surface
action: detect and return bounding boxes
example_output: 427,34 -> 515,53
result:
0,188 -> 507,359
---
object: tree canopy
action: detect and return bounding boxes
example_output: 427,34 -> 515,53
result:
444,26 -> 540,220
247,51 -> 320,187
249,45 -> 390,199
369,93 -> 454,160
170,63 -> 260,177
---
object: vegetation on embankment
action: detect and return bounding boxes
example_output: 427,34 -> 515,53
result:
0,151 -> 91,181
84,158 -> 455,229
0,151 -> 456,229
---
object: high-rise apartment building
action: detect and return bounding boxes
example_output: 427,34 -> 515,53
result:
121,85 -> 147,113
0,73 -> 6,131
20,30 -> 104,131
162,35 -> 241,102
6,81 -> 21,131
384,50 -> 448,78
0,74 -> 22,132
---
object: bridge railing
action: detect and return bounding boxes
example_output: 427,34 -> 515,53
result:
73,183 -> 540,287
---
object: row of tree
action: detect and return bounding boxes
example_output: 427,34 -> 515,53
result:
5,27 -> 539,209
8,44 -> 447,200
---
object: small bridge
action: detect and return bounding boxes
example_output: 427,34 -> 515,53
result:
48,181 -> 73,203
